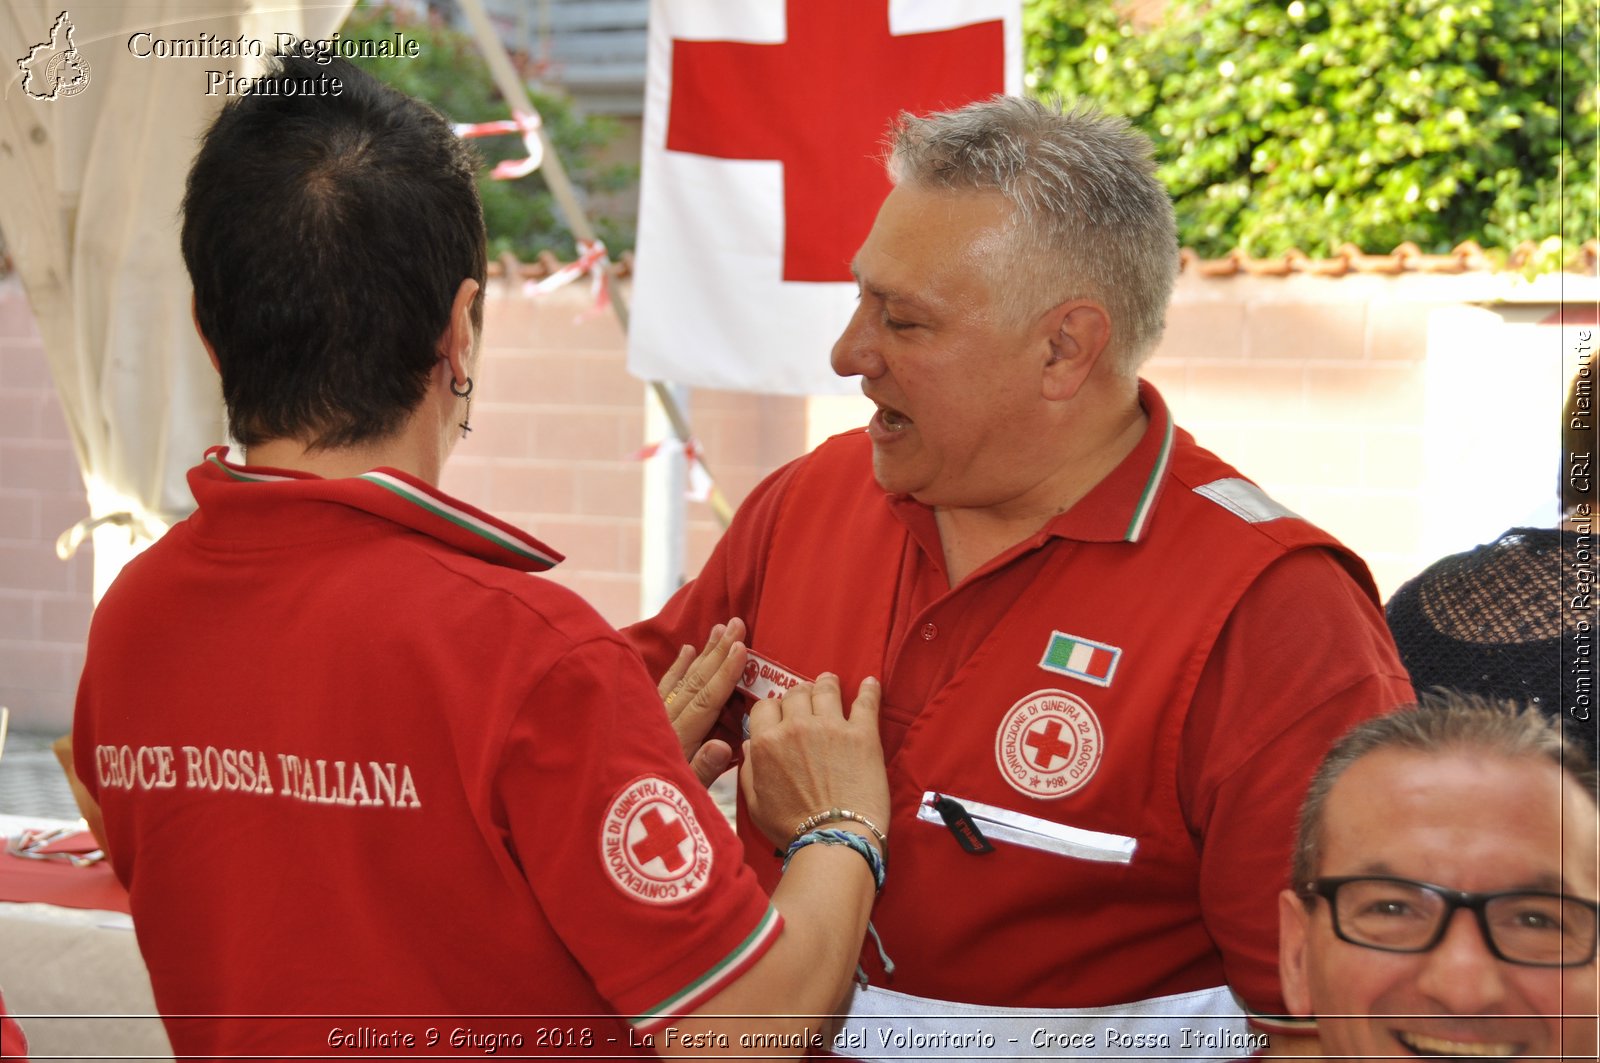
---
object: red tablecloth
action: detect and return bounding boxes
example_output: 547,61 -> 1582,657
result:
0,830 -> 131,914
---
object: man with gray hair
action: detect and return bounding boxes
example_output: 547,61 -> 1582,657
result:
631,95 -> 1411,1055
1279,693 -> 1599,1061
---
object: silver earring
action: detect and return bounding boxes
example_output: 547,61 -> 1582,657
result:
450,376 -> 474,438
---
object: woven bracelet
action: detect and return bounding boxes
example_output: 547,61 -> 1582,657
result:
783,828 -> 886,892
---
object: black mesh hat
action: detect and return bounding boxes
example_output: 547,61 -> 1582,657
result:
1386,528 -> 1597,764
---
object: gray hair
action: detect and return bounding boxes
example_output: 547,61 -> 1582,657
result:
885,95 -> 1178,374
1292,690 -> 1598,895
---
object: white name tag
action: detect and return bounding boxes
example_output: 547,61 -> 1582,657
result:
735,650 -> 808,701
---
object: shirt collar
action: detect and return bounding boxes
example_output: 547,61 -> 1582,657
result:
195,446 -> 563,572
1044,379 -> 1176,544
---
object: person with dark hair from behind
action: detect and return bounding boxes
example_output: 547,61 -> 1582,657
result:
1279,691 -> 1598,1061
72,54 -> 889,1058
1386,370 -> 1597,765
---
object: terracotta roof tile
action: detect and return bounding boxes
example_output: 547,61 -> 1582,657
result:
1179,240 -> 1596,278
480,241 -> 1594,284
5,242 -> 1588,284
486,249 -> 634,284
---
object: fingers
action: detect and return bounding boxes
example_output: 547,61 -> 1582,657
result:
661,620 -> 746,772
749,678 -> 821,729
801,673 -> 841,717
696,628 -> 748,715
746,691 -> 783,737
737,740 -> 757,814
746,673 -> 863,729
688,739 -> 734,788
849,675 -> 881,727
670,638 -> 746,755
771,681 -> 812,719
762,674 -> 874,719
668,623 -> 727,712
657,644 -> 696,700
740,675 -> 891,848
661,620 -> 744,721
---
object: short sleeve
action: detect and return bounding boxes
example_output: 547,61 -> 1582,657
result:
494,636 -> 780,1030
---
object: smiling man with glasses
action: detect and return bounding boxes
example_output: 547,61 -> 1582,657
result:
1279,692 -> 1599,1061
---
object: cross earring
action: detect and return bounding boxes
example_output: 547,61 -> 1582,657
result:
450,376 -> 474,438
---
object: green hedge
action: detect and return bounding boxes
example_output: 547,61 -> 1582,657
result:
1026,0 -> 1597,269
343,4 -> 635,259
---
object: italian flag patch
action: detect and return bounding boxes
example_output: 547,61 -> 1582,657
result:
1039,631 -> 1122,687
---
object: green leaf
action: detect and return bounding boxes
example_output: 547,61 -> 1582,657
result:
1025,0 -> 1598,268
343,1 -> 636,258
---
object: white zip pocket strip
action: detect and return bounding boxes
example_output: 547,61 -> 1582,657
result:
917,791 -> 1137,864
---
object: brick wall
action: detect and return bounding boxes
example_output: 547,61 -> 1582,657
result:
0,271 -> 1587,733
439,283 -> 809,625
0,280 -> 93,736
1148,271 -> 1582,595
1146,273 -> 1438,594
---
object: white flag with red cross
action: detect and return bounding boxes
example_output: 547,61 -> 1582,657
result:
627,0 -> 1023,396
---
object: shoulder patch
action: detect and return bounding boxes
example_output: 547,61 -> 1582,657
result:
1193,477 -> 1298,524
600,776 -> 713,905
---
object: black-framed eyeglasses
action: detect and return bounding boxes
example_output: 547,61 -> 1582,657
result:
1299,876 -> 1600,968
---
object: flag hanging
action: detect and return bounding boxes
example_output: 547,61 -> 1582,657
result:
628,0 -> 1022,395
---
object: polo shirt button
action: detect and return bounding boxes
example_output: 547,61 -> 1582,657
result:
920,623 -> 938,641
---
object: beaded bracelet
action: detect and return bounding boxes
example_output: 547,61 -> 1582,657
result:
784,828 -> 887,892
790,807 -> 888,854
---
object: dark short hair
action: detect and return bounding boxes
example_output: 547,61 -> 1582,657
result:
1292,690 -> 1598,894
181,54 -> 487,449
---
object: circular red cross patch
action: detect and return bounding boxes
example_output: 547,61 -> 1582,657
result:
994,689 -> 1104,799
600,776 -> 713,905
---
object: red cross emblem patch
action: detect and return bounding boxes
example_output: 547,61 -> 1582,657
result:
601,776 -> 714,905
994,690 -> 1104,799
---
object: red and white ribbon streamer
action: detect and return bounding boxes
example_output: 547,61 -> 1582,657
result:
525,240 -> 612,320
527,239 -> 607,296
452,110 -> 544,180
632,436 -> 712,503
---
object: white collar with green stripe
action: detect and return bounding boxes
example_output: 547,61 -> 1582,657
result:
200,446 -> 562,573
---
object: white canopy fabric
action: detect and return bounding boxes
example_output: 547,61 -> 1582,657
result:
1,0 -> 351,599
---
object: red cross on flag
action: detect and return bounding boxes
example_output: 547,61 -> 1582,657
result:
627,0 -> 1022,395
